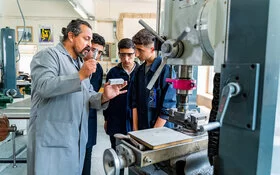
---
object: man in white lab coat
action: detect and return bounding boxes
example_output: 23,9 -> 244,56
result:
27,19 -> 127,175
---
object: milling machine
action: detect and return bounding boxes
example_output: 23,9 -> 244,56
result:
103,0 -> 280,174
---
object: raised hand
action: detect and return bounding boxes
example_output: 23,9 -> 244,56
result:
101,81 -> 128,103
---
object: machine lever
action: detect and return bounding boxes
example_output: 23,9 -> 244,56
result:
139,19 -> 165,43
200,82 -> 241,131
146,57 -> 168,90
173,27 -> 191,47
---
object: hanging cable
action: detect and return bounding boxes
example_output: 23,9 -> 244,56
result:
16,0 -> 26,62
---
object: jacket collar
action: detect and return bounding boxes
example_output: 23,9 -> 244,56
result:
144,56 -> 162,73
55,42 -> 71,57
117,61 -> 140,70
56,42 -> 83,66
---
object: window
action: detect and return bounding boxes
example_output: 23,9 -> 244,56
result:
206,66 -> 214,95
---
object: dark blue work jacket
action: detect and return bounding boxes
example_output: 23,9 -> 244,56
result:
131,56 -> 176,130
86,63 -> 103,148
103,62 -> 140,136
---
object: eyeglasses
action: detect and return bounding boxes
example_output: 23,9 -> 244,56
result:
119,52 -> 134,58
91,48 -> 103,55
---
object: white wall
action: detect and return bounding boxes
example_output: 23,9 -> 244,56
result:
0,0 -> 158,45
94,0 -> 157,42
0,0 -> 95,48
0,0 -> 158,73
0,0 -> 95,73
123,18 -> 156,39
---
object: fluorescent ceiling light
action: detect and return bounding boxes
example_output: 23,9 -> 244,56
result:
68,0 -> 76,8
68,0 -> 93,20
74,6 -> 88,19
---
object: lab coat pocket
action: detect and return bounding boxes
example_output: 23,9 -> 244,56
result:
42,120 -> 71,148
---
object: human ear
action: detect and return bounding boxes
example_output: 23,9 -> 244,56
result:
68,32 -> 74,42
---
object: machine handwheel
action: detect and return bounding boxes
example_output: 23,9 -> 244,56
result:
103,148 -> 121,175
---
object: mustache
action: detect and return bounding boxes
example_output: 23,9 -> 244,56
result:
78,46 -> 91,59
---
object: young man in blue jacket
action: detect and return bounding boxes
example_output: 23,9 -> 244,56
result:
82,33 -> 104,175
103,38 -> 140,150
131,29 -> 176,130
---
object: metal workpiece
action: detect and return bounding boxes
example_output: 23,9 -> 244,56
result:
118,134 -> 208,168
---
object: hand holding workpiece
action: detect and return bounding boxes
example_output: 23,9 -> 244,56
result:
101,81 -> 128,103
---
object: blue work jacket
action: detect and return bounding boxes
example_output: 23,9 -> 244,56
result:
103,62 -> 139,136
87,63 -> 103,148
131,56 -> 176,130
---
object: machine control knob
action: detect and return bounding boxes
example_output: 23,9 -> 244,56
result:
173,27 -> 191,47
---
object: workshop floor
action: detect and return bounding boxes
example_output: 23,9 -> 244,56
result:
0,110 -> 125,175
91,110 -> 128,175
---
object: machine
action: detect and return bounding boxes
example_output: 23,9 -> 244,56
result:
0,27 -> 24,99
103,0 -> 280,174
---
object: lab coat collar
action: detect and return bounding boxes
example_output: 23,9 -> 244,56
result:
56,42 -> 83,69
55,42 -> 70,57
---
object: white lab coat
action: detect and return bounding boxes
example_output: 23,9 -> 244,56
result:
27,43 -> 107,175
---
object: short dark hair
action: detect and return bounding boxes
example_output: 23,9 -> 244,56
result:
118,38 -> 135,50
92,33 -> 105,47
61,19 -> 92,42
132,29 -> 155,46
